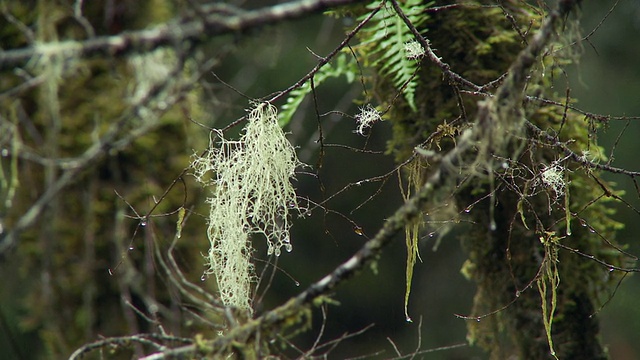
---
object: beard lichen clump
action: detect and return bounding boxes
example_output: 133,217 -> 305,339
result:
192,102 -> 300,313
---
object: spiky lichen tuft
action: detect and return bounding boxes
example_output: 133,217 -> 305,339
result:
354,103 -> 382,135
193,103 -> 300,312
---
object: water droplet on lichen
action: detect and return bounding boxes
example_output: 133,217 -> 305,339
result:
354,226 -> 364,236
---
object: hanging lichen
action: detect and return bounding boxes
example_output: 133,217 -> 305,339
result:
193,103 -> 300,313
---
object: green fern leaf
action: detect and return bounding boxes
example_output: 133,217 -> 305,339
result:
357,0 -> 433,112
279,53 -> 357,126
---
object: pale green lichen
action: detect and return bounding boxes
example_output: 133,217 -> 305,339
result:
541,163 -> 566,199
354,104 -> 382,135
192,103 -> 300,312
404,40 -> 425,60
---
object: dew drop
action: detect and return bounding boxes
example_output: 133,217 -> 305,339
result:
476,317 -> 481,322
464,206 -> 472,213
428,232 -> 436,238
200,274 -> 206,282
580,219 -> 587,227
490,220 -> 497,231
354,226 -> 364,236
288,201 -> 296,208
140,220 -> 147,227
515,291 -> 521,298
267,246 -> 274,256
305,211 -> 312,216
108,268 -> 113,276
588,228 -> 596,233
129,246 -> 134,251
609,268 -> 615,272
294,281 -> 300,287
405,316 -> 413,323
285,243 -> 293,252
274,248 -> 282,257
355,181 -> 363,186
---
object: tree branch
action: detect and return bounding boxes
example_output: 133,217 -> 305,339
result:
0,0 -> 363,71
0,54 -> 216,255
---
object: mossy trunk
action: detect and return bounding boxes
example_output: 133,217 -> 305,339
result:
368,1 -> 627,358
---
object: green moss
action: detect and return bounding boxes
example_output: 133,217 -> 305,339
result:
348,0 -> 628,358
1,1 -> 213,358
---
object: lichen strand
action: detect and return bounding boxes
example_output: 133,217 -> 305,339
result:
369,1 -> 627,358
193,103 -> 300,313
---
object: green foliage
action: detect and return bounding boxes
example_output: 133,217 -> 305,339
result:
354,0 -> 433,112
279,52 -> 358,126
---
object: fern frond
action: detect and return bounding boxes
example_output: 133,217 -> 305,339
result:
279,52 -> 357,126
356,0 -> 433,112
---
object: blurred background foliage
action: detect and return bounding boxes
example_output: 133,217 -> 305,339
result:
0,0 -> 639,359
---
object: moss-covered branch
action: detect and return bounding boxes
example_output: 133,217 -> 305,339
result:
0,0 -> 363,72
